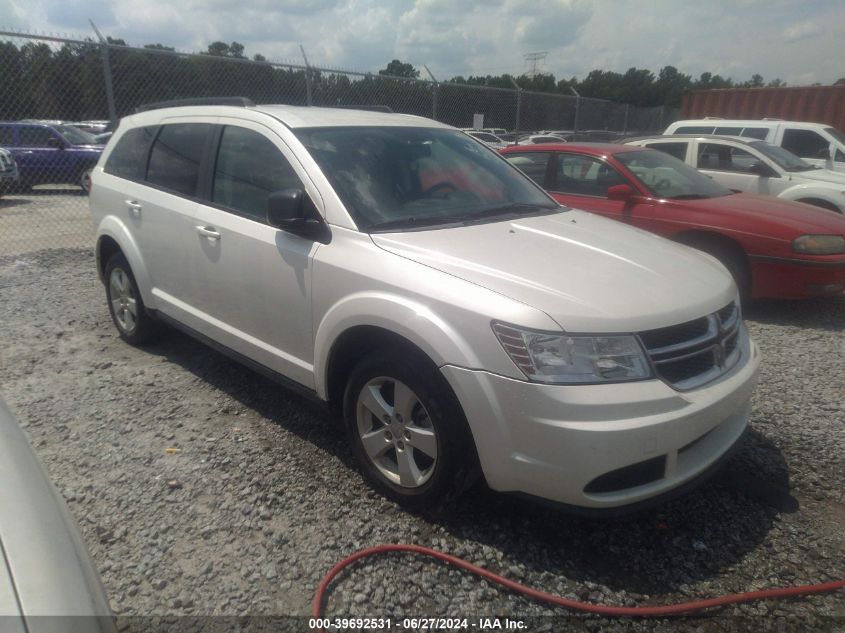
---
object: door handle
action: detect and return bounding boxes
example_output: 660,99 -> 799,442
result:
196,225 -> 221,240
125,199 -> 142,217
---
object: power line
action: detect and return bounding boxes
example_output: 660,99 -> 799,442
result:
523,51 -> 548,78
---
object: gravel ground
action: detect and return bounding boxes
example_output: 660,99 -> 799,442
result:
0,247 -> 843,633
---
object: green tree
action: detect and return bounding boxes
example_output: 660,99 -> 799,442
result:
379,59 -> 419,79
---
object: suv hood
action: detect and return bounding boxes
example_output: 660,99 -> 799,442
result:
793,168 -> 845,186
371,210 -> 735,332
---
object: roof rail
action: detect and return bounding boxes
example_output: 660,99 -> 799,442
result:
328,105 -> 394,113
135,97 -> 255,113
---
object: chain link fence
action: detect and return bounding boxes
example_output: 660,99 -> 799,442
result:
0,30 -> 678,256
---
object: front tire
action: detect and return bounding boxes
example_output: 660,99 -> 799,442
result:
343,349 -> 478,509
104,253 -> 159,345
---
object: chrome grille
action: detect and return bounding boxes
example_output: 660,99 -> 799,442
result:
639,302 -> 742,390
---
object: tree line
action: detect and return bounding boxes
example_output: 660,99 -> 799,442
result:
1,37 -> 840,128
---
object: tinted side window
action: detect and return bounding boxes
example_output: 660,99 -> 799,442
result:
146,123 -> 210,196
740,128 -> 768,140
104,127 -> 155,179
504,152 -> 551,186
0,126 -> 14,145
644,142 -> 688,161
20,126 -> 59,147
554,153 -> 626,196
675,126 -> 715,135
714,127 -> 743,135
781,129 -> 829,159
212,126 -> 303,220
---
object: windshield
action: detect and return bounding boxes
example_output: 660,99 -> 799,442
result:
56,124 -> 98,145
615,149 -> 733,199
824,127 -> 845,145
295,126 -> 559,232
749,141 -> 814,172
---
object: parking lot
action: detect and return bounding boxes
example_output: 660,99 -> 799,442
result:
1,192 -> 843,632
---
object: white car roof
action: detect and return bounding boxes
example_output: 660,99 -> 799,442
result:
122,104 -> 449,130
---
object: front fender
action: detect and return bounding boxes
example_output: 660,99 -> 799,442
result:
95,216 -> 156,309
313,292 -> 484,400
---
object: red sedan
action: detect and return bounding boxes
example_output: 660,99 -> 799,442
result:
500,143 -> 845,300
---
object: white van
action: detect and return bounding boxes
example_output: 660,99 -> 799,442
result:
664,119 -> 845,172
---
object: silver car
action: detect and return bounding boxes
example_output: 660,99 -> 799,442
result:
0,397 -> 115,633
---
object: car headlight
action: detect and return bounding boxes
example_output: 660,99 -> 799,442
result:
492,322 -> 652,384
792,234 -> 845,255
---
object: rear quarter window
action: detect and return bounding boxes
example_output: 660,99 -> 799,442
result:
104,127 -> 156,180
644,142 -> 688,161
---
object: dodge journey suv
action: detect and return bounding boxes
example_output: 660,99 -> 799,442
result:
89,98 -> 760,512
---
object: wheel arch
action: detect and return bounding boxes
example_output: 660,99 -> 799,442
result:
315,295 -> 485,410
793,197 -> 842,213
672,229 -> 751,297
94,218 -> 155,308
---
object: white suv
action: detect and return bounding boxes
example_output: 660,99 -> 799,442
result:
90,99 -> 760,512
664,119 -> 845,172
626,135 -> 845,213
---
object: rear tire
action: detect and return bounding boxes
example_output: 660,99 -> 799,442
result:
104,253 -> 160,345
343,348 -> 478,509
79,168 -> 93,194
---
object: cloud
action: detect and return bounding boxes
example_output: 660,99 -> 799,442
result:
2,0 -> 844,85
783,21 -> 824,42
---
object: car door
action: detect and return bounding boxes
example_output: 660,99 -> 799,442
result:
124,121 -> 212,318
547,152 -> 650,224
694,141 -> 782,196
15,125 -> 68,185
189,120 -> 321,388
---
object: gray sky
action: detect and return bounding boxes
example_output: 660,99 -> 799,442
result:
3,0 -> 844,84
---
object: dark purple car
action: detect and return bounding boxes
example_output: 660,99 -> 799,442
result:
0,121 -> 104,193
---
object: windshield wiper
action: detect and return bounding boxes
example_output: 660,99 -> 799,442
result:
786,165 -> 819,172
669,193 -> 710,200
367,215 -> 470,233
366,203 -> 561,233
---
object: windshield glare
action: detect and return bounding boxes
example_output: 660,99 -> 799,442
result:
56,124 -> 98,145
749,141 -> 812,171
295,126 -> 558,231
615,149 -> 733,199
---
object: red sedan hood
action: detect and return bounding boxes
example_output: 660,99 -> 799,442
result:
677,193 -> 845,236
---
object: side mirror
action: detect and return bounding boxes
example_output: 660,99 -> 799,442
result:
267,189 -> 331,244
607,184 -> 635,200
47,137 -> 64,149
747,162 -> 776,178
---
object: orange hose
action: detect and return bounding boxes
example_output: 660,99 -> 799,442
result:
313,543 -> 844,627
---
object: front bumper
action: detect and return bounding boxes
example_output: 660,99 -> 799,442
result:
750,256 -> 845,299
441,334 -> 760,509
